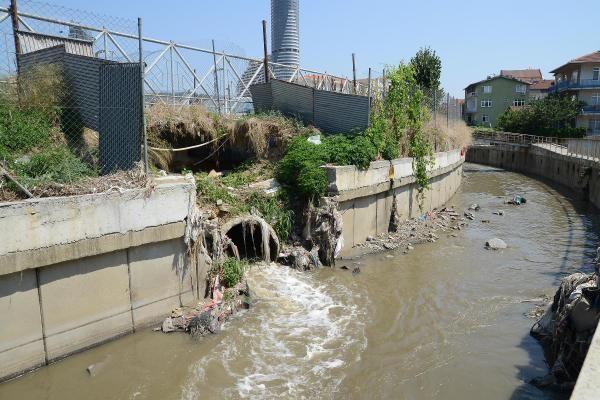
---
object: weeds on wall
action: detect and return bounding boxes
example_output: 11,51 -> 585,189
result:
276,63 -> 433,202
221,257 -> 247,288
195,161 -> 294,242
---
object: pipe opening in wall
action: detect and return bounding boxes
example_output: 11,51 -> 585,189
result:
222,216 -> 279,262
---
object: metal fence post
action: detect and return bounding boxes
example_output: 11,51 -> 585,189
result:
9,0 -> 21,101
367,67 -> 371,125
446,92 -> 449,128
211,39 -> 221,114
169,43 -> 174,105
262,20 -> 269,83
138,17 -> 148,174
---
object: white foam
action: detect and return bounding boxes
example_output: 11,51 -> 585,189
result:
181,263 -> 368,399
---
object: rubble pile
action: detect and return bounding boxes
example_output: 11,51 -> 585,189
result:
354,207 -> 469,254
159,278 -> 250,338
530,267 -> 600,390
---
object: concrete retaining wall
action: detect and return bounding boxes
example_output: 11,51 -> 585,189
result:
0,176 -> 202,382
466,143 -> 600,399
466,144 -> 600,209
325,149 -> 464,253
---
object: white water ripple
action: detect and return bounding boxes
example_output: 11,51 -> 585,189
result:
182,263 -> 368,400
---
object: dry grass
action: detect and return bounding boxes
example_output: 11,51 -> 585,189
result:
145,104 -> 304,170
20,63 -> 66,121
230,114 -> 297,159
146,103 -> 219,145
425,114 -> 472,152
0,166 -> 149,202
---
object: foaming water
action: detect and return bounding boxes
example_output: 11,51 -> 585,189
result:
182,263 -> 368,399
1,164 -> 599,400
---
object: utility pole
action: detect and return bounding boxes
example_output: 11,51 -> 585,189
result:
352,53 -> 357,94
262,20 -> 269,83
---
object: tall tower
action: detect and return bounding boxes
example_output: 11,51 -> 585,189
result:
271,0 -> 299,81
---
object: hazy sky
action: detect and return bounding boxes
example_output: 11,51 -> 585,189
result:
35,0 -> 600,97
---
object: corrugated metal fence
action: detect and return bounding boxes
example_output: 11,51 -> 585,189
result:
250,79 -> 370,133
19,44 -> 116,131
99,63 -> 142,173
18,44 -> 142,174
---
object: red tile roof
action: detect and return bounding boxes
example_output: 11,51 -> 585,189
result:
529,79 -> 554,90
550,51 -> 600,73
500,69 -> 542,83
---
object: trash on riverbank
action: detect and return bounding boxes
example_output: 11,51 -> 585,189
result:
507,195 -> 527,205
485,238 -> 507,250
159,278 -> 250,338
530,269 -> 599,389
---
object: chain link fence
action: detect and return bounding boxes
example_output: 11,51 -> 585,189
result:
0,0 -> 145,199
423,87 -> 468,152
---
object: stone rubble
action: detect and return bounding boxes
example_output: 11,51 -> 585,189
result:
530,267 -> 600,391
351,207 -> 469,254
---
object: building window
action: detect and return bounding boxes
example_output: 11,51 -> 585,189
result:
482,114 -> 489,123
592,93 -> 600,106
590,119 -> 600,135
593,68 -> 600,81
483,85 -> 492,93
513,99 -> 526,107
515,84 -> 527,94
480,99 -> 492,108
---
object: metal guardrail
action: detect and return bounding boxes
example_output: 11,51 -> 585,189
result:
472,131 -> 600,162
549,79 -> 600,93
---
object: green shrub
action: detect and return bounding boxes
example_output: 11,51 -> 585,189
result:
14,145 -> 95,186
0,98 -> 53,161
246,190 -> 294,242
222,257 -> 246,288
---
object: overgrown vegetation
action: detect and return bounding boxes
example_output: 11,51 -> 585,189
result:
0,76 -> 96,196
221,257 -> 247,288
146,104 -> 308,171
275,62 -> 434,200
497,93 -> 586,137
195,161 -> 294,241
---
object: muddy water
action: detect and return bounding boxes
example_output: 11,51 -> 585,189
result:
2,163 -> 599,400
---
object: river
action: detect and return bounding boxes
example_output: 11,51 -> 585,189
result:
1,163 -> 598,400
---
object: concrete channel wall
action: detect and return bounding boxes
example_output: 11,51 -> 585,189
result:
325,149 -> 465,253
0,176 -> 201,382
466,143 -> 600,210
466,143 -> 600,400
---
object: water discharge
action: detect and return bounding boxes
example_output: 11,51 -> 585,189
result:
1,164 -> 598,400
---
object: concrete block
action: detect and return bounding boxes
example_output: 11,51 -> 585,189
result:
353,196 -> 377,244
39,251 -> 132,361
129,239 -> 186,327
355,161 -> 390,189
338,200 -> 355,249
376,192 -> 392,235
392,157 -> 413,179
394,185 -> 411,222
324,165 -> 355,193
0,270 -> 45,381
0,176 -> 194,258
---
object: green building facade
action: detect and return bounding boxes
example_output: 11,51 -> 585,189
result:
464,76 -> 529,128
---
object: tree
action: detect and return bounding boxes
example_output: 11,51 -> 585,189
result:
497,93 -> 585,137
409,47 -> 442,91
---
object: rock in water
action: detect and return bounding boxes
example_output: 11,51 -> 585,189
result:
486,238 -> 507,250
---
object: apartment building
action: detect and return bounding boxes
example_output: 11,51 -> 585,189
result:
549,51 -> 600,135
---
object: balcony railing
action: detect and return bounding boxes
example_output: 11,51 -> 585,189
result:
582,105 -> 600,114
549,79 -> 600,93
